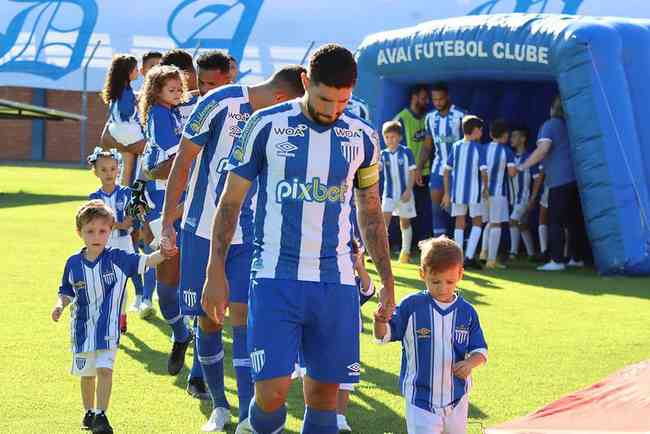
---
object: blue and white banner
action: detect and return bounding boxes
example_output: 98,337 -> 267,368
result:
0,0 -> 646,91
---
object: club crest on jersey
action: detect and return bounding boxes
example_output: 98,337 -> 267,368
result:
250,349 -> 265,374
75,357 -> 86,371
274,124 -> 307,137
340,141 -> 360,163
276,178 -> 348,204
454,325 -> 469,344
416,327 -> 431,338
183,289 -> 198,308
275,141 -> 299,158
334,127 -> 362,138
102,271 -> 116,286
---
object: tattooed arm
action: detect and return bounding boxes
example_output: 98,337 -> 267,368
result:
356,183 -> 396,318
202,172 -> 252,324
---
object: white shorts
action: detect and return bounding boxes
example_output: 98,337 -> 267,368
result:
510,202 -> 528,223
291,364 -> 356,391
405,394 -> 469,434
108,121 -> 144,146
148,217 -> 162,249
451,203 -> 483,218
71,349 -> 117,377
540,186 -> 549,208
382,196 -> 417,219
108,234 -> 135,253
481,196 -> 509,224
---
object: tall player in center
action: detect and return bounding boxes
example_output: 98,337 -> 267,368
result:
203,44 -> 396,434
160,60 -> 306,432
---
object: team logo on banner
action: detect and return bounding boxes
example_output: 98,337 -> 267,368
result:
75,357 -> 86,371
454,325 -> 469,344
340,141 -> 359,163
250,349 -> 265,374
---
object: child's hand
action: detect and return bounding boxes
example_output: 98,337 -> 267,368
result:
452,360 -> 473,380
161,245 -> 179,258
400,190 -> 412,203
51,306 -> 63,322
482,188 -> 489,201
441,194 -> 451,209
373,308 -> 390,324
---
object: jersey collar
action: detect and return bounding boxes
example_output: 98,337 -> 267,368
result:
429,293 -> 460,315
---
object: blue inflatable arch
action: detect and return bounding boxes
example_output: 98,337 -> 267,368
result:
355,13 -> 650,275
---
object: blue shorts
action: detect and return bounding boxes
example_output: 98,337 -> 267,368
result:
429,172 -> 444,191
248,277 -> 360,384
179,230 -> 252,315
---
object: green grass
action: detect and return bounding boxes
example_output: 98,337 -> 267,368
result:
2,163 -> 650,433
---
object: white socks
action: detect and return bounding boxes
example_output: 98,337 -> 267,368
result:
510,227 -> 521,255
454,229 -> 464,254
538,224 -> 548,253
521,230 -> 535,256
401,226 -> 413,254
466,226 -> 482,259
481,226 -> 491,256
488,227 -> 501,261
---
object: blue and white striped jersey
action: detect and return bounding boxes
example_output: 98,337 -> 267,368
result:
386,292 -> 487,412
346,95 -> 371,122
446,140 -> 487,205
89,186 -> 132,239
380,145 -> 416,200
182,85 -> 255,243
425,105 -> 465,177
58,248 -> 146,353
229,100 -> 380,285
142,104 -> 183,211
485,141 -> 515,198
109,85 -> 139,125
177,94 -> 200,127
510,151 -> 540,204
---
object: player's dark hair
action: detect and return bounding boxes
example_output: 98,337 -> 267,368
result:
270,65 -> 306,98
196,50 -> 231,73
409,84 -> 429,98
227,54 -> 237,63
160,49 -> 194,71
462,115 -> 484,135
489,118 -> 509,140
76,200 -> 115,231
309,44 -> 357,88
431,81 -> 449,94
419,236 -> 464,273
101,54 -> 137,104
142,51 -> 162,65
382,120 -> 402,136
511,124 -> 529,140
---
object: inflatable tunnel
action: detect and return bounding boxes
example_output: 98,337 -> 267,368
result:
355,14 -> 650,275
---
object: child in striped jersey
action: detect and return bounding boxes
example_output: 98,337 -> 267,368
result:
380,120 -> 417,263
51,200 -> 174,434
374,236 -> 487,434
101,54 -> 146,186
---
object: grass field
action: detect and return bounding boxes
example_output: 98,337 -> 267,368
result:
2,163 -> 650,434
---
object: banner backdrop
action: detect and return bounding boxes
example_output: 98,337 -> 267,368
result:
0,0 -> 648,91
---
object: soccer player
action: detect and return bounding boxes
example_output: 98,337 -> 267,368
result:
442,115 -> 488,269
346,94 -> 371,122
140,51 -> 162,79
380,120 -> 417,263
418,82 -> 466,237
508,126 -> 542,261
161,61 -> 306,431
479,119 -> 516,269
203,44 -> 396,434
537,170 -> 550,261
87,147 -> 144,328
374,236 -> 487,434
51,200 -> 173,434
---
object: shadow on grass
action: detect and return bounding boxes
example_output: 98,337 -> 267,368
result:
0,191 -> 87,209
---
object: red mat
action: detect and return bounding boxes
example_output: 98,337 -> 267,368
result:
487,360 -> 650,434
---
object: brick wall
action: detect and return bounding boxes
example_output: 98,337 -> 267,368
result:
0,86 -> 108,162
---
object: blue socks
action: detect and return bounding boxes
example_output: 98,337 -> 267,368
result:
301,407 -> 337,434
197,328 -> 229,409
140,244 -> 155,301
188,321 -> 203,380
250,400 -> 287,434
131,273 -> 144,297
157,282 -> 189,343
233,325 -> 253,422
431,202 -> 446,236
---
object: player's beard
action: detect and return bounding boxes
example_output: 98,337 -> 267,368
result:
307,99 -> 338,126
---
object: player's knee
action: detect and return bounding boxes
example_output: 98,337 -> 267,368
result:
96,368 -> 112,379
229,302 -> 248,327
489,223 -> 500,229
399,219 -> 411,230
198,315 -> 222,333
303,378 -> 339,410
255,380 -> 291,412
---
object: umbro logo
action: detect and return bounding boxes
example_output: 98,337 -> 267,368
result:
347,362 -> 361,376
275,141 -> 298,158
